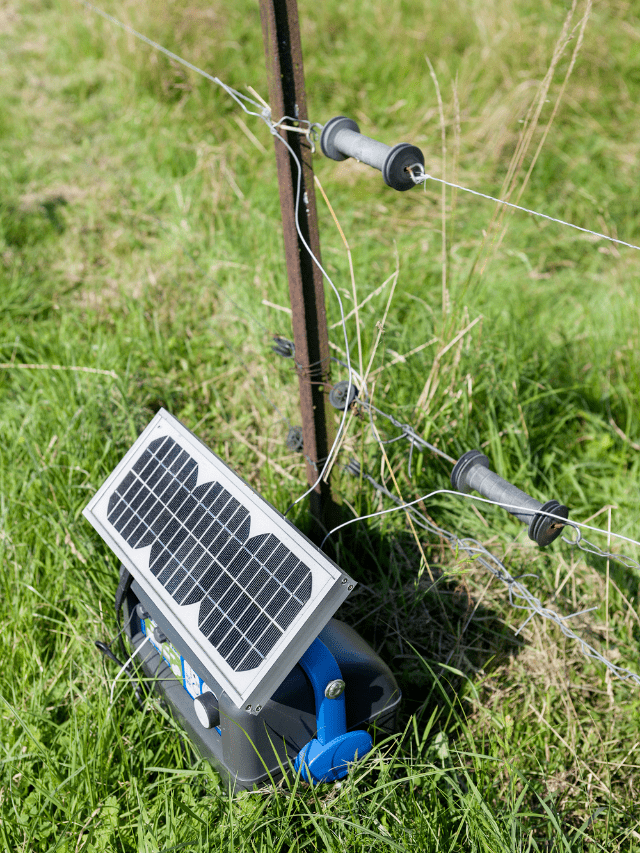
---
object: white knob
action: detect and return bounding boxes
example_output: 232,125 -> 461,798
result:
193,692 -> 220,729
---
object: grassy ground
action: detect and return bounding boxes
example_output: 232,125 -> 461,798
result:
1,0 -> 640,849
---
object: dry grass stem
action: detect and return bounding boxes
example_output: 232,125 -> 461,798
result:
314,173 -> 364,381
425,56 -> 449,319
0,362 -> 119,378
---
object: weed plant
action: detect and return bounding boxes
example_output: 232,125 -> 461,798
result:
1,0 -> 639,849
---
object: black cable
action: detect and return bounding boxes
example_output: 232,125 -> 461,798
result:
96,568 -> 146,706
114,566 -> 134,659
95,640 -> 125,667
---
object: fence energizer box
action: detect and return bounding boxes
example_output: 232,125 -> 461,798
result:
84,409 -> 400,788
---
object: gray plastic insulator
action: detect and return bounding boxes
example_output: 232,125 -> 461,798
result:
285,425 -> 304,453
320,116 -> 424,192
329,380 -> 358,410
451,450 -> 569,547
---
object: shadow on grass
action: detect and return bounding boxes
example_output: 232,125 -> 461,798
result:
325,521 -> 525,723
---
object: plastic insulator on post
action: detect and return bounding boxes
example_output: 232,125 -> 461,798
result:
329,380 -> 358,410
286,425 -> 304,453
272,336 -> 295,359
451,450 -> 569,547
320,116 -> 424,192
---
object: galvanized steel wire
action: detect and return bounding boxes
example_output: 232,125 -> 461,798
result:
77,0 -> 640,690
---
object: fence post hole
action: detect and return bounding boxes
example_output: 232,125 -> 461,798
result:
259,0 -> 338,535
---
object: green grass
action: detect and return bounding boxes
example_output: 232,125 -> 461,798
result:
1,0 -> 640,849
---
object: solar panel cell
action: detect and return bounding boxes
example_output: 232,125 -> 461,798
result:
245,612 -> 271,644
266,544 -> 289,571
207,612 -> 235,647
196,516 -> 225,550
219,628 -> 244,660
275,597 -> 307,629
197,604 -> 226,639
275,553 -> 298,582
113,505 -> 136,535
237,649 -> 262,672
264,586 -> 289,616
256,578 -> 281,609
254,534 -> 279,562
254,624 -> 281,659
244,568 -> 269,598
227,638 -> 252,669
228,547 -> 254,578
164,562 -> 187,594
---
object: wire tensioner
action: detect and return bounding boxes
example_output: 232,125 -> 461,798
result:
320,116 -> 424,192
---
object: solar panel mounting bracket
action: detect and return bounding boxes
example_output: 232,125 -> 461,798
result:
294,637 -> 373,784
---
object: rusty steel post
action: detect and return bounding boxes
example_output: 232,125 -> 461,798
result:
259,0 -> 337,530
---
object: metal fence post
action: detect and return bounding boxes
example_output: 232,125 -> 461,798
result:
259,0 -> 337,531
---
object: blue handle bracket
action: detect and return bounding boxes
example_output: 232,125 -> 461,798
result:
294,637 -> 372,784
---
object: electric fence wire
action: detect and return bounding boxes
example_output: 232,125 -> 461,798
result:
331,385 -> 640,571
78,1 -> 266,118
307,366 -> 640,685
362,400 -> 456,465
168,140 -> 350,484
83,1 -> 344,475
77,1 -> 640,687
408,164 -> 640,253
76,0 -> 355,508
312,355 -> 640,572
78,0 -> 640,262
109,634 -> 151,705
264,129 -> 354,513
332,466 -> 640,688
96,0 -> 635,555
76,0 -> 638,504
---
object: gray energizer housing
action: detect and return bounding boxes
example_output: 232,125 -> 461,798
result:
121,570 -> 401,789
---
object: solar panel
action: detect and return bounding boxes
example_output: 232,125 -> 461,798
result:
84,409 -> 356,711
